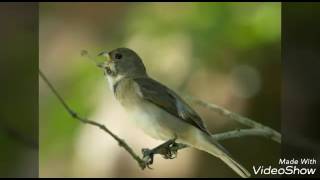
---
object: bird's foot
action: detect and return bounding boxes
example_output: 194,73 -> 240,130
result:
158,141 -> 179,159
141,148 -> 154,169
140,139 -> 183,169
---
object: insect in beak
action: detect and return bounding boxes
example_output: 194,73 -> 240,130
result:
97,51 -> 113,68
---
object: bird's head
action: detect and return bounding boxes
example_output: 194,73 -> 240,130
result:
97,48 -> 147,84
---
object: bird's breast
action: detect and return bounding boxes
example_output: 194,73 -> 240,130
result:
127,101 -> 178,140
112,78 -> 185,141
113,78 -> 142,109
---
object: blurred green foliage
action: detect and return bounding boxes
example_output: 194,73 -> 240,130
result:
125,3 -> 280,70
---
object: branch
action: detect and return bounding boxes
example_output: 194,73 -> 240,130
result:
39,69 -> 147,169
212,128 -> 279,141
185,96 -> 281,143
39,68 -> 281,170
141,128 -> 280,162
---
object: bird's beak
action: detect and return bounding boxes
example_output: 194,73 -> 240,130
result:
96,51 -> 112,68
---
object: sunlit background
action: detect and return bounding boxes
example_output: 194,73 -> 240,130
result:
39,2 -> 281,178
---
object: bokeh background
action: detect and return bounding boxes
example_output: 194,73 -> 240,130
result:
39,2 -> 281,178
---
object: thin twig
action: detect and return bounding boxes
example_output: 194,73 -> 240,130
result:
212,128 -> 279,142
185,96 -> 281,143
147,128 -> 281,158
39,69 -> 147,169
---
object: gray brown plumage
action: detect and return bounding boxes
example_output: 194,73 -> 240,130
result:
98,48 -> 251,178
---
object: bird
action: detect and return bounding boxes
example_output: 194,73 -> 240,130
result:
96,47 -> 251,178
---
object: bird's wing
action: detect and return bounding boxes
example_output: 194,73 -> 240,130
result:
133,77 -> 210,135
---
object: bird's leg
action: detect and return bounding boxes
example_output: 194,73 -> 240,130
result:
141,136 -> 188,168
141,139 -> 175,168
156,138 -> 178,159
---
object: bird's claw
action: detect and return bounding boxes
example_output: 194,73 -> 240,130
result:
141,148 -> 154,169
140,140 -> 180,169
161,142 -> 178,159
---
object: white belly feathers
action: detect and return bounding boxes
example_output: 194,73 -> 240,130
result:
110,77 -> 191,141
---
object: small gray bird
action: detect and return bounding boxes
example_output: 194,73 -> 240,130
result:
97,48 -> 250,178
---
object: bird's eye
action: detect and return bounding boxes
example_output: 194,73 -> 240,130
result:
115,53 -> 122,59
106,68 -> 112,75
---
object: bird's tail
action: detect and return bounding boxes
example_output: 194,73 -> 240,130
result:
218,152 -> 251,178
189,131 -> 251,178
